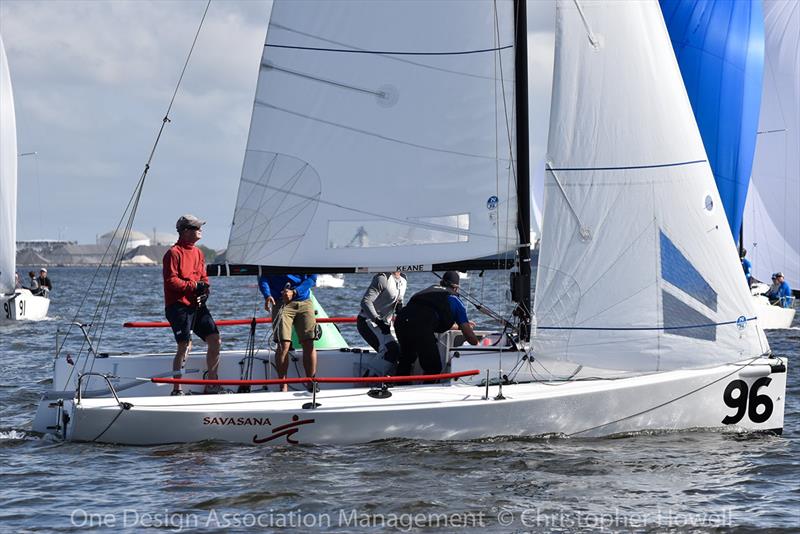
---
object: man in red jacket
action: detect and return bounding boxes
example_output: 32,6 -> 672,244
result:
163,214 -> 221,395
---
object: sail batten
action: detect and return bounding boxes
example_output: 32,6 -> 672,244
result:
548,159 -> 706,172
227,0 -> 519,270
264,43 -> 514,56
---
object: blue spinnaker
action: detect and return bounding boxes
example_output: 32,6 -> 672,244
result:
660,0 -> 764,244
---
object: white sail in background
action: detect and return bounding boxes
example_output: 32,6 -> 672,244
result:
0,34 -> 17,294
743,0 -> 799,289
534,0 -> 768,373
226,0 -> 518,269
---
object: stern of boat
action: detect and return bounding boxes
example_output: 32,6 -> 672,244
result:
1,289 -> 49,320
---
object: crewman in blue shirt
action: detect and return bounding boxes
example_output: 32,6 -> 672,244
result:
766,272 -> 793,308
394,271 -> 478,376
740,249 -> 753,287
258,274 -> 318,391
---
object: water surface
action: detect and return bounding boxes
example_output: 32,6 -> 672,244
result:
1,267 -> 797,532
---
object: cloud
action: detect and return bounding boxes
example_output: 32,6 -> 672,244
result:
2,0 -> 271,247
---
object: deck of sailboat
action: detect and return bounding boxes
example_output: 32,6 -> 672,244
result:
76,357 -> 780,411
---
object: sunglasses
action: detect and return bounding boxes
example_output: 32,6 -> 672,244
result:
184,226 -> 202,231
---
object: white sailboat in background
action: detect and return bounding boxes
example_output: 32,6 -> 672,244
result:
34,0 -> 786,445
0,34 -> 49,322
315,273 -> 345,288
744,0 -> 798,329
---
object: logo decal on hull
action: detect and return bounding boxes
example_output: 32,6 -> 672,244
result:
252,415 -> 316,445
203,416 -> 272,426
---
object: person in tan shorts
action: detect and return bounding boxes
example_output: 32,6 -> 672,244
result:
258,274 -> 318,392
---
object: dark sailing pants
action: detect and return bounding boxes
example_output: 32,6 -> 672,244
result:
357,315 -> 401,364
357,315 -> 381,351
394,307 -> 443,376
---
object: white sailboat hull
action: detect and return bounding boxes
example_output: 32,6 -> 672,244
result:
753,295 -> 796,329
51,355 -> 786,446
315,274 -> 345,288
1,288 -> 49,321
750,284 -> 796,329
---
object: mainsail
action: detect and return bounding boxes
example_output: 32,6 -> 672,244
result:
0,34 -> 17,294
743,0 -> 799,289
534,0 -> 768,373
226,0 -> 518,271
660,0 -> 765,245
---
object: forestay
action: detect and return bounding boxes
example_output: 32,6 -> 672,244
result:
226,0 -> 518,270
534,0 -> 768,373
0,34 -> 17,294
743,0 -> 799,290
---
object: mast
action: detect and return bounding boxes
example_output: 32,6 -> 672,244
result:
514,0 -> 532,340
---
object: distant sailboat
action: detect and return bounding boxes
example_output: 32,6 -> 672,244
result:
660,0 -> 764,245
743,0 -> 799,301
661,0 -> 795,329
315,273 -> 345,288
0,33 -> 49,321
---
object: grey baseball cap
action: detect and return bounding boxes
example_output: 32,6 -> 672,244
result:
176,214 -> 206,232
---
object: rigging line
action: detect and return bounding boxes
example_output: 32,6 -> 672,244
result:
567,356 -> 762,437
88,167 -> 150,374
90,407 -> 127,443
507,355 -> 531,382
537,316 -> 757,331
652,200 -> 662,368
61,1 -> 212,385
571,0 -> 600,48
505,0 -> 519,179
243,179 -> 500,240
432,271 -> 513,327
494,0 -> 518,278
57,173 -> 143,362
269,22 -> 512,83
252,291 -> 277,372
62,206 -> 141,388
163,0 -> 212,130
254,101 -> 510,162
94,197 -> 144,357
265,43 -> 513,56
499,0 -> 517,219
492,0 -> 502,260
84,237 -> 131,380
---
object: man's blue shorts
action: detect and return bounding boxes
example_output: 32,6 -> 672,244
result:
165,303 -> 219,343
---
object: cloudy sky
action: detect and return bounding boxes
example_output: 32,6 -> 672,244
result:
1,0 -> 554,250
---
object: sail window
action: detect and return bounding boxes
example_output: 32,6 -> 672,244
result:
661,291 -> 717,342
659,230 -> 717,312
327,214 -> 469,249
